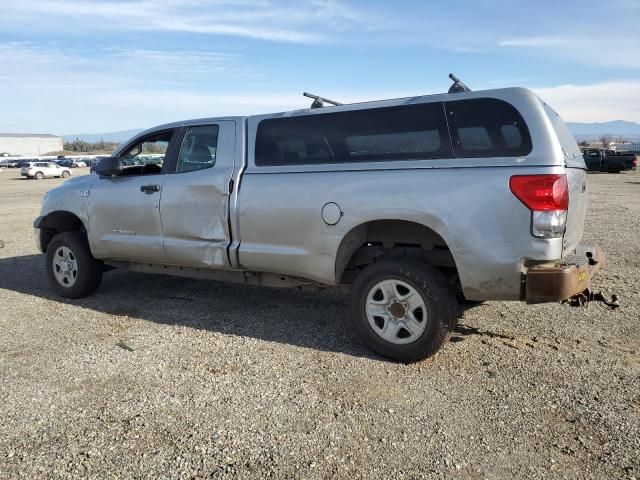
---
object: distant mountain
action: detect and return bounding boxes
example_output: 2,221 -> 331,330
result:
567,120 -> 640,141
62,128 -> 144,144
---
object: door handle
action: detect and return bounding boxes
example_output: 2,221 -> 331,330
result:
140,184 -> 160,194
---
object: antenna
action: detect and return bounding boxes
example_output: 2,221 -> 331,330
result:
448,73 -> 471,93
303,92 -> 343,109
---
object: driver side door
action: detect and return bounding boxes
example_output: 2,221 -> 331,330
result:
87,129 -> 178,262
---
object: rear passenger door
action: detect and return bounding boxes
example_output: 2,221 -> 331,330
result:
160,121 -> 236,268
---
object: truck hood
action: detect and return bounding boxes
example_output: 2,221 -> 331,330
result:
45,173 -> 95,197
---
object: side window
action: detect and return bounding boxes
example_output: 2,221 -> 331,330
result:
255,102 -> 452,166
457,127 -> 492,150
120,131 -> 172,175
176,125 -> 219,173
445,98 -> 532,158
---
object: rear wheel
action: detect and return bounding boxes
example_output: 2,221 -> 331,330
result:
45,232 -> 103,298
34,172 -> 44,180
349,259 -> 458,362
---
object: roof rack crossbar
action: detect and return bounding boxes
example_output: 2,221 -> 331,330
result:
303,92 -> 343,109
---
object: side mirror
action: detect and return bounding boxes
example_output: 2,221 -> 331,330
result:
94,156 -> 123,176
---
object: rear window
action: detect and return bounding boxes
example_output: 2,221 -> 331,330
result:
445,98 -> 532,158
255,103 -> 452,166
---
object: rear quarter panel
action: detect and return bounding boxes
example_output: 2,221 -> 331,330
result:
236,88 -> 575,300
238,165 -> 565,300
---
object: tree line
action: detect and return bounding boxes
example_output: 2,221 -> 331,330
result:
577,136 -> 631,148
63,138 -> 120,153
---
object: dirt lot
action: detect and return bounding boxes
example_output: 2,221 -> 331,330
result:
0,168 -> 638,479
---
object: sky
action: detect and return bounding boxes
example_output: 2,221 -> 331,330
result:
0,0 -> 639,134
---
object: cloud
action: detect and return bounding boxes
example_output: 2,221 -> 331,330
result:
0,0 -> 370,44
0,42 -> 267,132
498,34 -> 640,70
533,81 -> 640,123
0,42 -> 251,89
2,40 -> 639,134
499,36 -> 565,47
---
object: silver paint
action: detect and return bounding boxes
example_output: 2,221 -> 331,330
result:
36,87 -> 588,302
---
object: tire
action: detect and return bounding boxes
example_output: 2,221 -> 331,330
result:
349,259 -> 459,362
35,172 -> 44,180
45,232 -> 103,298
62,171 -> 70,178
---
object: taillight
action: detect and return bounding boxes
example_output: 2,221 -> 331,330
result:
509,174 -> 568,239
509,174 -> 568,211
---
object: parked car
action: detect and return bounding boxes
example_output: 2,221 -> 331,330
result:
21,161 -> 72,179
17,159 -> 35,168
34,84 -> 604,362
65,159 -> 89,168
56,159 -> 73,167
582,148 -> 637,173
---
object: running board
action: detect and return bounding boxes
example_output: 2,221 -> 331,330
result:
106,260 -> 342,292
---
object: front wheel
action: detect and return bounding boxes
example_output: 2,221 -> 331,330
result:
62,171 -> 70,178
349,259 -> 459,362
45,232 -> 103,298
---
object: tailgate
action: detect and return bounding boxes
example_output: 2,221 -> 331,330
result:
563,167 -> 587,255
539,100 -> 587,255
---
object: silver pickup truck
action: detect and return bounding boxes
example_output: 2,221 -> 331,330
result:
34,85 -> 605,361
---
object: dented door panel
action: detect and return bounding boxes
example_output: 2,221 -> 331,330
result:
160,120 -> 236,268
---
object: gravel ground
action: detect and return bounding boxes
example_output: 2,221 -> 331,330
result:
0,168 -> 638,479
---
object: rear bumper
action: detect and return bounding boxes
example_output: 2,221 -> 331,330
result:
525,242 -> 605,303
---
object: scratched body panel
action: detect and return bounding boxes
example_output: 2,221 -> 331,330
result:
160,121 -> 236,268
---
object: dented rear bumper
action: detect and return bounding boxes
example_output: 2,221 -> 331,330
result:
524,242 -> 605,304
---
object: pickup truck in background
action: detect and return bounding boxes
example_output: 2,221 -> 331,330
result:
582,148 -> 637,173
34,84 -> 605,362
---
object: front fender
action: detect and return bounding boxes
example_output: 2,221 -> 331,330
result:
37,174 -> 95,229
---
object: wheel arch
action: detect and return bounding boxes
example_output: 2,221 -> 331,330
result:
38,210 -> 87,253
334,218 -> 460,286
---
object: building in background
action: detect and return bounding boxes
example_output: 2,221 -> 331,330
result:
610,142 -> 640,153
0,133 -> 63,156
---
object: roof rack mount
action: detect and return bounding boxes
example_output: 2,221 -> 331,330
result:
448,73 -> 471,93
303,92 -> 343,109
